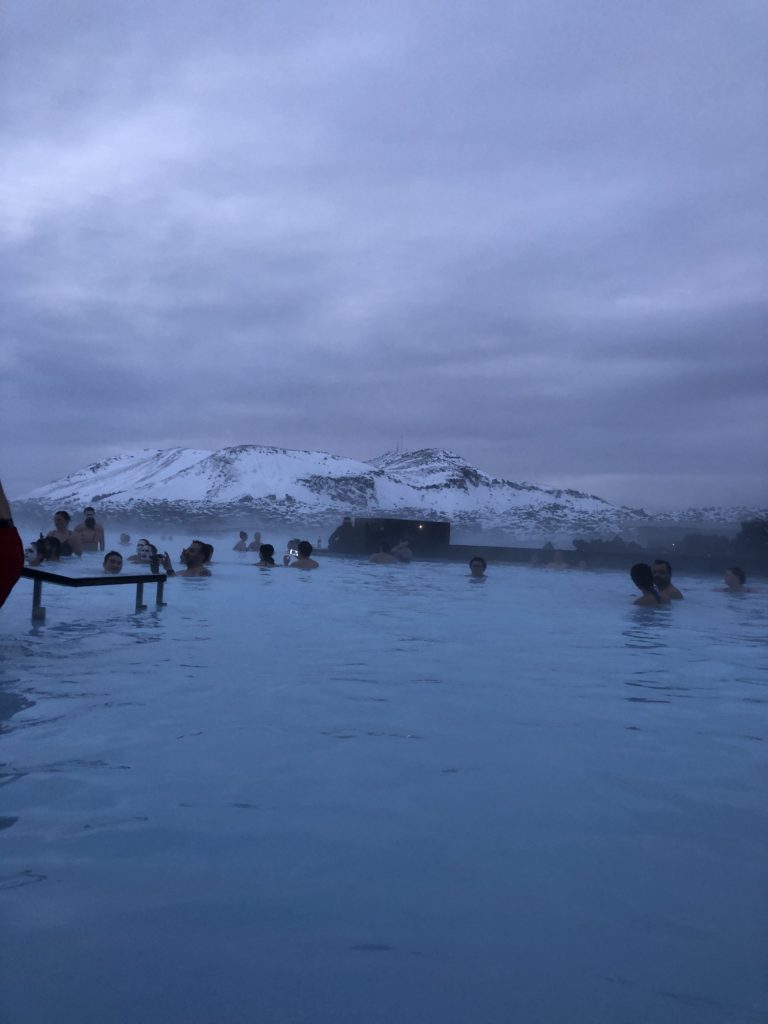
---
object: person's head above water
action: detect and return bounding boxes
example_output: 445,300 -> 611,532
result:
285,539 -> 319,568
258,543 -> 275,564
135,539 -> 154,560
27,537 -> 48,563
631,563 -> 657,592
652,558 -> 684,598
43,536 -> 61,561
652,560 -> 673,585
103,551 -> 123,574
724,566 -> 746,588
469,556 -> 487,577
182,541 -> 204,566
181,540 -> 211,567
53,510 -> 71,530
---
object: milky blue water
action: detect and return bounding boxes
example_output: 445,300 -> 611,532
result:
1,547 -> 766,1024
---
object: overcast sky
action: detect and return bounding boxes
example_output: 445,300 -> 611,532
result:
2,0 -> 766,510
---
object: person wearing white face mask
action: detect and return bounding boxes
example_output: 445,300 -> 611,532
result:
127,539 -> 157,564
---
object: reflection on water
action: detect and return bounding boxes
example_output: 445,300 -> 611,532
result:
0,558 -> 766,1023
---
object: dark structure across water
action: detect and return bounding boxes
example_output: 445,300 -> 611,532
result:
328,516 -> 451,556
324,516 -> 768,577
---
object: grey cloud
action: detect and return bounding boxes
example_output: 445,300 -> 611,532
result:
2,0 -> 767,509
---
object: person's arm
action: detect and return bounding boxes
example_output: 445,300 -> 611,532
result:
97,526 -> 105,551
0,479 -> 24,609
150,551 -> 175,576
68,531 -> 83,556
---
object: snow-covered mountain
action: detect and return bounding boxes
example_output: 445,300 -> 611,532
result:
14,445 -> 656,539
651,506 -> 767,527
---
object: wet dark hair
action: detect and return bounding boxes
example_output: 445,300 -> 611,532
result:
239,531 -> 247,539
192,540 -> 213,563
297,540 -> 313,558
54,510 -> 71,523
103,550 -> 122,564
631,563 -> 660,601
653,559 -> 672,576
259,544 -> 275,565
85,516 -> 96,529
727,565 -> 746,584
469,556 -> 487,569
43,536 -> 62,560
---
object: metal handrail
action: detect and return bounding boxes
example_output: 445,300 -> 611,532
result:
21,567 -> 167,622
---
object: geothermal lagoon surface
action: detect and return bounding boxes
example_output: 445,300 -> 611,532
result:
1,543 -> 766,1023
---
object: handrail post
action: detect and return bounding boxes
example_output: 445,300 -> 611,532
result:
32,578 -> 46,622
21,567 -> 169,621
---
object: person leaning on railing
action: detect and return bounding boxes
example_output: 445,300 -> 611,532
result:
0,479 -> 24,609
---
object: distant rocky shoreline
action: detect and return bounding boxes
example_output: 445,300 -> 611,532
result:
14,444 -> 765,543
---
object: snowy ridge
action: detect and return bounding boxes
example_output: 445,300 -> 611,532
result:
17,444 -> 653,536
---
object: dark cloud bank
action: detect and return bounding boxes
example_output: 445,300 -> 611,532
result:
2,1 -> 766,510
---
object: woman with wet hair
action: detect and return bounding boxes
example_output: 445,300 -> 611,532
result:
630,563 -> 669,606
27,535 -> 62,566
46,510 -> 82,556
720,566 -> 754,593
255,543 -> 276,567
